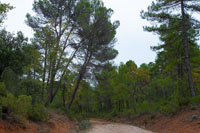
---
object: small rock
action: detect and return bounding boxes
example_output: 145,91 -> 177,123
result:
189,114 -> 198,122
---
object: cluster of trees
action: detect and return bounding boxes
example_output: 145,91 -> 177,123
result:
57,0 -> 200,117
1,0 -> 200,122
0,0 -> 119,120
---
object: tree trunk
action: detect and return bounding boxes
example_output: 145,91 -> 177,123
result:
46,48 -> 79,106
126,100 -> 129,109
66,71 -> 84,110
66,47 -> 91,110
180,0 -> 195,97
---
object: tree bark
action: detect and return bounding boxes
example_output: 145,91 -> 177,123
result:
66,71 -> 84,110
45,47 -> 79,106
45,27 -> 74,106
180,0 -> 195,97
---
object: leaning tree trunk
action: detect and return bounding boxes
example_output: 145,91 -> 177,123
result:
180,0 -> 195,97
66,71 -> 84,110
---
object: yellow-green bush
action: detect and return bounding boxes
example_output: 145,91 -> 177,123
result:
160,101 -> 180,115
0,82 -> 7,96
16,95 -> 32,119
0,93 -> 32,118
28,104 -> 49,121
0,93 -> 16,114
190,96 -> 200,104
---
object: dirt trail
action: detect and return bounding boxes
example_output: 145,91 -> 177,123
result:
85,119 -> 153,133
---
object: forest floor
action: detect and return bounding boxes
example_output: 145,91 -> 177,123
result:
115,105 -> 200,133
1,106 -> 200,133
84,105 -> 200,133
0,111 -> 77,133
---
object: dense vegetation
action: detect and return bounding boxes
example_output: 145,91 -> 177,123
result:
0,0 -> 200,123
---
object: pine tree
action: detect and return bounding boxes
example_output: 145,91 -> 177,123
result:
141,0 -> 200,97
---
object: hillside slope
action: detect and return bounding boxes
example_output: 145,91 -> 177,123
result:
0,112 -> 76,133
131,106 -> 200,133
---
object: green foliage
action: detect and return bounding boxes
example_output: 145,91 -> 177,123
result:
160,99 -> 180,115
137,101 -> 158,114
120,109 -> 135,118
15,95 -> 32,118
28,104 -> 49,122
78,120 -> 91,130
0,30 -> 30,77
0,2 -> 13,24
0,82 -> 7,96
0,93 -> 32,119
176,96 -> 190,107
190,105 -> 197,110
1,67 -> 20,95
66,110 -> 87,122
0,89 -> 47,122
1,0 -> 200,124
0,93 -> 16,113
20,79 -> 42,103
190,96 -> 200,104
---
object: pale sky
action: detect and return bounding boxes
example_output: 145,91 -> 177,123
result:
4,0 -> 159,66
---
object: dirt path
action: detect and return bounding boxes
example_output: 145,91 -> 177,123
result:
84,119 -> 153,133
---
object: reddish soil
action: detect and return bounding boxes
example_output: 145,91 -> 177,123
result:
129,105 -> 200,133
1,106 -> 200,133
0,112 -> 77,133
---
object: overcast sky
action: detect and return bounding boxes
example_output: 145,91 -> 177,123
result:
4,0 -> 159,66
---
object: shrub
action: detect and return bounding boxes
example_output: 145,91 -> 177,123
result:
0,93 -> 32,121
177,96 -> 190,106
79,120 -> 91,130
121,109 -> 135,118
0,82 -> 7,96
190,114 -> 198,122
20,79 -> 42,104
0,82 -> 7,116
0,106 -> 2,116
160,101 -> 180,115
28,104 -> 49,121
137,101 -> 158,114
0,93 -> 16,114
190,96 -> 200,104
190,105 -> 197,110
15,95 -> 32,119
1,68 -> 20,95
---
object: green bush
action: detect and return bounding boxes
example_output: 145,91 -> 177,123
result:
15,95 -> 32,118
66,111 -> 87,122
190,96 -> 200,104
28,104 -> 49,121
121,109 -> 135,118
1,68 -> 20,95
0,82 -> 7,116
0,82 -> 7,96
190,105 -> 197,110
177,96 -> 190,106
136,101 -> 158,114
20,79 -> 42,103
160,101 -> 180,115
79,120 -> 91,130
0,106 -> 2,116
0,93 -> 16,114
0,93 -> 32,120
